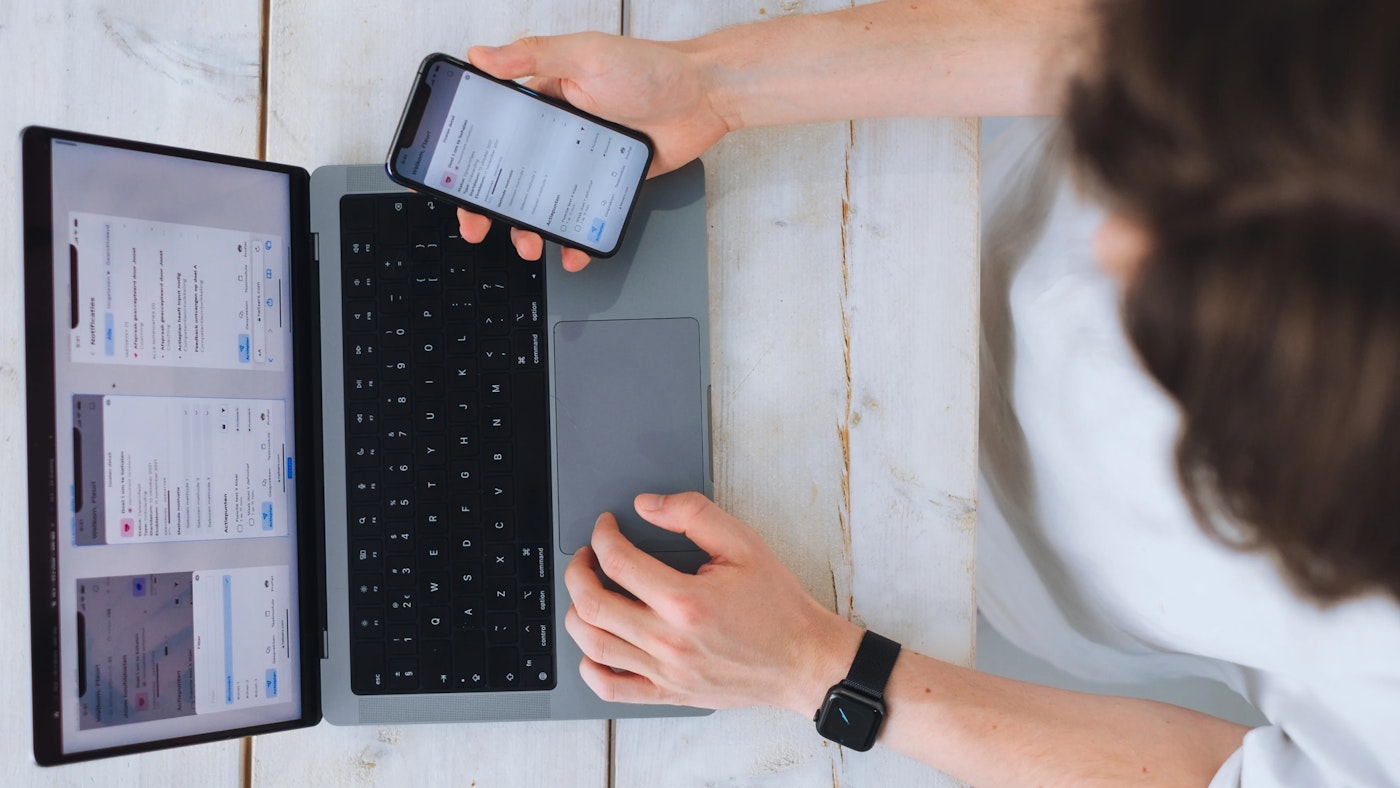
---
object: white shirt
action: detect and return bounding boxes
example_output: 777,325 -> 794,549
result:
976,119 -> 1400,787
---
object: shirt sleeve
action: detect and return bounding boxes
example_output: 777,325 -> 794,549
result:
1210,688 -> 1400,788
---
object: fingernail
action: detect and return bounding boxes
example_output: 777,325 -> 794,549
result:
595,512 -> 609,527
636,493 -> 664,512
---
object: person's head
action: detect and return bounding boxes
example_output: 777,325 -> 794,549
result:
1066,0 -> 1400,603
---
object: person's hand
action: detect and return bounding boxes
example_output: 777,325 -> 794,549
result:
563,492 -> 863,713
457,33 -> 732,271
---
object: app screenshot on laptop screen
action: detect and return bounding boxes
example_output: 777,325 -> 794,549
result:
38,137 -> 307,755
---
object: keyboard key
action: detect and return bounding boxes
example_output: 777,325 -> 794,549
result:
489,647 -> 521,687
488,613 -> 518,645
480,304 -> 509,335
511,258 -> 544,294
387,624 -> 418,655
522,586 -> 550,620
351,541 -> 382,570
521,619 -> 552,653
454,631 -> 488,690
344,265 -> 376,296
341,196 -> 374,231
486,546 -> 516,576
522,654 -> 554,689
512,298 -> 542,327
423,606 -> 450,638
352,576 -> 384,605
453,565 -> 483,596
455,600 -> 483,630
522,545 -> 549,581
484,513 -> 514,540
422,640 -> 453,691
352,642 -> 387,693
421,545 -> 449,571
344,234 -> 375,263
353,609 -> 384,639
512,332 -> 542,367
444,258 -> 474,287
486,578 -> 517,609
388,658 -> 419,691
478,270 -> 509,301
376,199 -> 409,246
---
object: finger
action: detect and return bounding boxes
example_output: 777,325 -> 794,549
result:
577,656 -> 671,705
588,512 -> 689,609
560,246 -> 592,272
563,604 -> 655,677
509,226 -> 544,261
563,545 -> 659,646
457,207 -> 490,243
633,492 -> 758,561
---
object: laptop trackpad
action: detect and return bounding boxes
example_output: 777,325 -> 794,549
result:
554,318 -> 705,555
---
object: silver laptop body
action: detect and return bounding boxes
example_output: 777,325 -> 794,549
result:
312,161 -> 713,724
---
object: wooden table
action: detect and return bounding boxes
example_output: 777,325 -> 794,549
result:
0,2 -> 977,785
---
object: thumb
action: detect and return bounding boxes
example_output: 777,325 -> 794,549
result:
633,492 -> 758,561
468,36 -> 571,82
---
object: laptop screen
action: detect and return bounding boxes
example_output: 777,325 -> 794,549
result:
23,128 -> 319,764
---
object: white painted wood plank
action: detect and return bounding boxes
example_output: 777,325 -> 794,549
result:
616,4 -> 979,788
0,2 -> 262,785
264,0 -> 622,169
617,1 -> 870,785
841,116 -> 979,788
253,3 -> 617,785
252,720 -> 609,788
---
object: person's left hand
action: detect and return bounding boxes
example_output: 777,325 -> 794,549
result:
563,491 -> 863,714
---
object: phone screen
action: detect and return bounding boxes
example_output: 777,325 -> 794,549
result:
389,55 -> 652,256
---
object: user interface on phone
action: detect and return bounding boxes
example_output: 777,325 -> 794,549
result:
394,57 -> 649,254
29,133 -> 307,759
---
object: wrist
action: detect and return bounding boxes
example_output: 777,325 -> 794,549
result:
673,31 -> 749,134
782,612 -> 864,715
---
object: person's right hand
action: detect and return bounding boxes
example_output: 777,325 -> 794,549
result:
562,492 -> 862,713
458,33 -> 732,271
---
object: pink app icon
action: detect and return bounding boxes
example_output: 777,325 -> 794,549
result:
441,171 -> 456,187
121,518 -> 135,536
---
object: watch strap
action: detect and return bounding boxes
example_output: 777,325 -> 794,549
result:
842,630 -> 901,700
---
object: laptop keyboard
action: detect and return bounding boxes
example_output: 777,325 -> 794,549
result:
339,193 -> 555,694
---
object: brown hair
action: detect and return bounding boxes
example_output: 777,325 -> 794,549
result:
1066,0 -> 1400,602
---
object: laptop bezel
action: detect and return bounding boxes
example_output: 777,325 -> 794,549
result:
21,126 -> 324,765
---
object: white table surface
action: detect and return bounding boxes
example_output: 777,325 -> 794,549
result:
0,2 -> 978,785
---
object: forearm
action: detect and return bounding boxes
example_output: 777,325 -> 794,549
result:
566,495 -> 1250,784
680,0 -> 1091,129
794,630 -> 1250,786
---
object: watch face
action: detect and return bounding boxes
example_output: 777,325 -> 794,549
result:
816,689 -> 884,751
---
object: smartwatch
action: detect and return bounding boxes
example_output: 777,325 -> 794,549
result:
813,630 -> 901,752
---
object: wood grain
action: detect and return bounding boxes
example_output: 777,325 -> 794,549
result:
614,3 -> 978,786
0,1 -> 261,783
840,115 -> 979,788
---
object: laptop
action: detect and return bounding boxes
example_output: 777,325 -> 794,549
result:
22,125 -> 713,765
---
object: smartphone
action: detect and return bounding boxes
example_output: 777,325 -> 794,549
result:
386,52 -> 655,258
